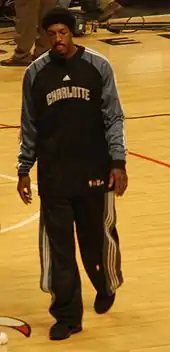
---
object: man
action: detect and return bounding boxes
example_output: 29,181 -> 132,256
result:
17,7 -> 128,340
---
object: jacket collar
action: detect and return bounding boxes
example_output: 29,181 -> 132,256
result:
49,45 -> 85,65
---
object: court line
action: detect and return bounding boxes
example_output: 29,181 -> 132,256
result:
0,173 -> 39,234
129,151 -> 170,168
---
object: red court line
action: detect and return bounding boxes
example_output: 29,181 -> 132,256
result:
129,151 -> 170,168
0,126 -> 20,129
0,124 -> 20,129
0,124 -> 170,169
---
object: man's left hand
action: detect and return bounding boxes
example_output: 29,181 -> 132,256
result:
108,168 -> 128,196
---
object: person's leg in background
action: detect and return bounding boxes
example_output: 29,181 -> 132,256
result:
1,0 -> 40,66
73,188 -> 123,315
98,0 -> 122,22
33,0 -> 57,59
59,0 -> 71,8
80,0 -> 122,22
0,0 -> 58,66
39,196 -> 83,340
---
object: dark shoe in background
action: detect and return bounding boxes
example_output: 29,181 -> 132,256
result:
0,55 -> 32,66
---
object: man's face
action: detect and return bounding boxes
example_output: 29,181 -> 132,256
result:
46,23 -> 73,56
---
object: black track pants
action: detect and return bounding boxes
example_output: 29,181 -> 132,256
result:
39,189 -> 123,324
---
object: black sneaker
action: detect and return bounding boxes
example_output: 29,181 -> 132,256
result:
49,322 -> 82,340
0,56 -> 32,66
94,292 -> 116,314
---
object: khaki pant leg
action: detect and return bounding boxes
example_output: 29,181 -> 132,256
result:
34,0 -> 58,57
14,0 -> 40,60
100,0 -> 111,9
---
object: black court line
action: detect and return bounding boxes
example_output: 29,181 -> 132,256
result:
99,37 -> 141,45
158,33 -> 170,39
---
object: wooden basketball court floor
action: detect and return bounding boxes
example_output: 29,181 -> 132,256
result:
0,15 -> 170,352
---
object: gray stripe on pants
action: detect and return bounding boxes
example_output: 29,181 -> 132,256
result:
39,205 -> 51,293
103,191 -> 123,294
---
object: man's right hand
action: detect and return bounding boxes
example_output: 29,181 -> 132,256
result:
17,175 -> 32,204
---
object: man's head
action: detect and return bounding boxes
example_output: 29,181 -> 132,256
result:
42,7 -> 76,58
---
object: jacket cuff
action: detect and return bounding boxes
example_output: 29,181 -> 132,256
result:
111,159 -> 126,170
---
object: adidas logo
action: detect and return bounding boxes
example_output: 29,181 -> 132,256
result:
62,75 -> 71,81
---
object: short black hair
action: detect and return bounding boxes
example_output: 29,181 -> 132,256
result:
42,7 -> 76,33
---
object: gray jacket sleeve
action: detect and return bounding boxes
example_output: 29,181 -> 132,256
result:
17,69 -> 37,176
101,60 -> 126,169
